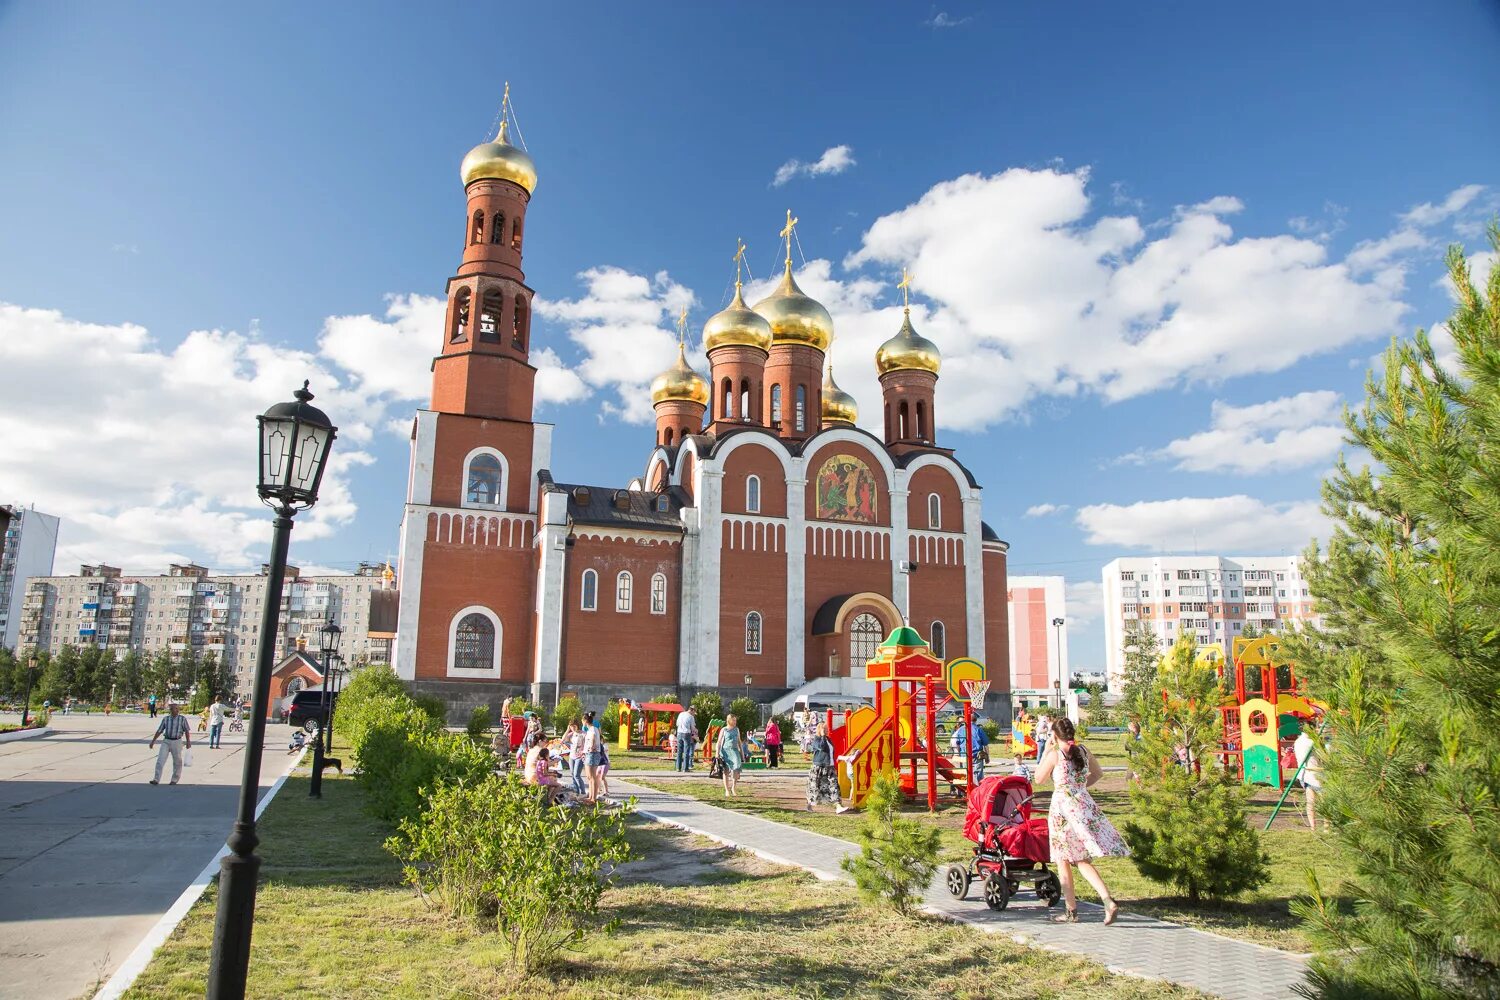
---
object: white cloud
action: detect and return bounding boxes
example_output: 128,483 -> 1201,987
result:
925,11 -> 972,28
1075,495 -> 1327,552
534,266 -> 694,424
1065,580 -> 1104,628
1123,390 -> 1346,475
772,145 -> 856,187
1399,184 -> 1485,227
1024,503 -> 1070,517
0,302 -> 379,574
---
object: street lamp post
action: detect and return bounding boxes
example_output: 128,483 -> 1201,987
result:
207,381 -> 336,1000
743,673 -> 753,704
324,656 -> 347,751
1051,617 -> 1065,708
21,654 -> 39,727
309,621 -> 341,799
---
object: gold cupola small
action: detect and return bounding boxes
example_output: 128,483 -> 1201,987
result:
460,86 -> 538,192
752,210 -> 834,351
650,340 -> 710,406
704,242 -> 773,352
875,268 -> 941,376
820,363 -> 858,426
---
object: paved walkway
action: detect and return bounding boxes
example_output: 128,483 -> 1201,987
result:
0,712 -> 294,1000
614,778 -> 1308,1000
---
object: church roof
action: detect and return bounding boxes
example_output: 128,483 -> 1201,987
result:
551,480 -> 689,531
981,521 -> 1001,542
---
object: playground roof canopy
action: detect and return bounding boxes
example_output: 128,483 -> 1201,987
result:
880,625 -> 929,649
639,702 -> 684,713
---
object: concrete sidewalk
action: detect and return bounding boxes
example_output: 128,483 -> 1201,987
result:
613,778 -> 1308,1000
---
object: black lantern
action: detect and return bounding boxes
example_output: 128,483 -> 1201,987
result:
318,620 -> 343,658
257,381 -> 336,508
210,382 -> 336,1000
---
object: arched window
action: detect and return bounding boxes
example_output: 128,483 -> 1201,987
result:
928,492 -> 941,529
512,296 -> 528,351
746,475 -> 761,513
721,378 -> 734,421
898,400 -> 910,439
850,612 -> 882,668
490,211 -> 505,244
450,288 -> 471,342
479,290 -> 503,343
471,210 -> 484,244
680,425 -> 692,442
795,385 -> 807,432
580,569 -> 598,611
464,449 -> 506,507
739,378 -> 752,422
650,573 -> 667,615
770,384 -> 783,426
663,427 -> 675,447
616,571 -> 633,612
930,620 -> 946,659
511,215 -> 524,251
452,612 -> 496,670
745,611 -> 763,654
884,402 -> 892,440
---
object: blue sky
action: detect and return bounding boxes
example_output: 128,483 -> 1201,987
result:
1,2 -> 1496,668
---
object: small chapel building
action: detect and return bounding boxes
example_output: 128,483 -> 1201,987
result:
394,113 -> 1013,716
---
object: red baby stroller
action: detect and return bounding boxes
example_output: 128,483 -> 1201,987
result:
946,774 -> 1061,910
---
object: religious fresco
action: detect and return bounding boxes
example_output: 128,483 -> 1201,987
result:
816,453 -> 879,524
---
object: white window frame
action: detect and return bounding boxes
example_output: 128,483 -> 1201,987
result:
650,573 -> 667,615
745,610 -> 763,654
746,475 -> 761,513
930,619 -> 946,659
616,571 -> 633,613
927,492 -> 941,529
445,604 -> 502,678
580,569 -> 598,612
460,446 -> 509,510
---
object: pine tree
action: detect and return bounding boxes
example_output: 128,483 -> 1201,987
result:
840,769 -> 941,916
1283,233 -> 1500,999
1119,618 -> 1162,710
1123,634 -> 1270,903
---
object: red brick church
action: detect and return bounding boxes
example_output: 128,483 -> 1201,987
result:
394,112 -> 1012,715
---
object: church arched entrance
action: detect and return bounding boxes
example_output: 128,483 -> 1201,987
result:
809,592 -> 902,679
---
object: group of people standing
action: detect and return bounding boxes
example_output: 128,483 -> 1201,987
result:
501,698 -> 613,806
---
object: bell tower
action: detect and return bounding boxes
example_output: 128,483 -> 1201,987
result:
431,97 -> 539,424
877,269 -> 942,453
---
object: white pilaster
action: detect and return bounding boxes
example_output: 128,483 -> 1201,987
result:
962,489 -> 986,661
408,410 -> 437,506
530,422 -> 554,513
785,468 -> 807,687
677,505 -> 702,685
393,505 -> 426,681
692,467 -> 725,687
532,490 -> 569,688
889,475 -> 911,621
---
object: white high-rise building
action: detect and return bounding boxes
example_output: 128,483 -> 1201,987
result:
0,505 -> 60,651
1100,555 -> 1321,691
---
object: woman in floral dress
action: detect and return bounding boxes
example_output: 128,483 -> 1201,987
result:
1033,717 -> 1127,924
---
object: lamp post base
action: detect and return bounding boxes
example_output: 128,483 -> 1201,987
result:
206,825 -> 262,997
308,735 -> 324,799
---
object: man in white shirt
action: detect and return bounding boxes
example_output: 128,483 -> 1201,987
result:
207,698 -> 227,749
675,707 -> 698,772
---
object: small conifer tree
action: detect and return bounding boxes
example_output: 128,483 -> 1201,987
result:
841,769 -> 941,916
1281,234 -> 1500,998
1123,635 -> 1270,902
1119,619 -> 1162,711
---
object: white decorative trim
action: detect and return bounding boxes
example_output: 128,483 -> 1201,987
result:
890,485 -> 911,620
801,427 -> 899,482
785,471 -> 807,686
690,469 -> 725,686
615,571 -> 633,613
580,568 -> 599,611
709,432 -> 796,479
962,490 -> 986,662
571,526 -> 684,545
650,572 -> 668,615
459,445 -> 510,511
677,504 -> 703,684
745,610 -> 764,655
393,504 -> 425,681
746,474 -> 762,513
446,604 -> 502,679
532,491 -> 568,687
530,422 -> 553,513
409,409 -> 437,506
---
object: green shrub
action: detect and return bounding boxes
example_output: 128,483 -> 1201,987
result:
466,705 -> 492,745
340,664 -> 408,710
551,694 -> 583,733
600,699 -> 621,741
690,692 -> 723,728
841,770 -> 941,916
508,696 -> 542,719
412,692 -> 449,726
387,773 -> 632,974
341,692 -> 425,767
725,696 -> 761,731
979,719 -> 1000,742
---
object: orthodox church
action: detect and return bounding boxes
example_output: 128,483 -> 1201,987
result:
394,107 -> 1013,713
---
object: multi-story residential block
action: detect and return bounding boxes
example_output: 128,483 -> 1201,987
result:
1007,575 -> 1068,708
0,504 -> 60,651
17,561 -> 397,694
1100,555 -> 1321,691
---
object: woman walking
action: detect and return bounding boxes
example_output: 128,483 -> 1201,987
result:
805,721 -> 840,811
716,713 -> 747,797
1033,717 -> 1127,925
764,717 -> 783,768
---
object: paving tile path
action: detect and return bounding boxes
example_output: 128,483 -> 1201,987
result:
613,778 -> 1308,1000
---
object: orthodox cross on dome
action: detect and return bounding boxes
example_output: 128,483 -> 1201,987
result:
780,210 -> 799,271
898,267 -> 913,315
676,305 -> 689,348
733,238 -> 748,289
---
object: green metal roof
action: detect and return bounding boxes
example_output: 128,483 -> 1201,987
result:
879,625 -> 929,649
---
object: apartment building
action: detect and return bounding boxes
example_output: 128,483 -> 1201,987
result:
0,505 -> 60,651
1100,555 -> 1320,690
18,561 -> 397,693
1007,575 -> 1068,707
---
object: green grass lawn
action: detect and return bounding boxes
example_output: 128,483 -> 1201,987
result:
631,734 -> 1349,952
123,768 -> 1201,998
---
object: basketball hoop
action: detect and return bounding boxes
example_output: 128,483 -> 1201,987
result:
963,679 -> 990,710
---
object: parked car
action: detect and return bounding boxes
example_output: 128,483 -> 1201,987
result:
286,690 -> 337,733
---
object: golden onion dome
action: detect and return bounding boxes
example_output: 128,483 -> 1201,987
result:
459,120 -> 538,193
752,263 -> 834,351
821,365 -> 858,425
876,310 -> 942,376
703,284 -> 773,352
650,343 -> 710,406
